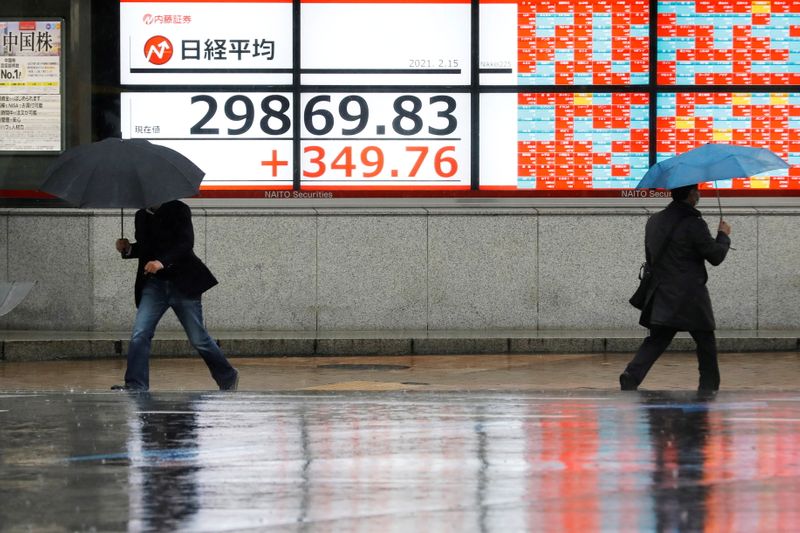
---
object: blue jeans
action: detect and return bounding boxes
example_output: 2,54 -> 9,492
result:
125,278 -> 236,390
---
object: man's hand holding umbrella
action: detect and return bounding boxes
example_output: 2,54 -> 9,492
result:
115,238 -> 164,275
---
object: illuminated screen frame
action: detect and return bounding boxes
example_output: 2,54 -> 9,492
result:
6,0 -> 796,202
118,0 -> 800,198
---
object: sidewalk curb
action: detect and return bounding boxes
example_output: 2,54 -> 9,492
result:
1,331 -> 798,361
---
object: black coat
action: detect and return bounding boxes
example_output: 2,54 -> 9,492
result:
640,201 -> 730,331
123,200 -> 217,307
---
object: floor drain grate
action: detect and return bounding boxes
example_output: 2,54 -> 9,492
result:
317,364 -> 411,371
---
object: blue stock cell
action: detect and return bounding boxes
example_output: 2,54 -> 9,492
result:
671,4 -> 696,16
537,62 -> 555,75
592,167 -> 612,179
593,35 -> 612,48
592,14 -> 612,28
555,50 -> 574,61
593,140 -> 611,151
612,62 -> 631,73
770,15 -> 794,29
535,15 -> 556,29
752,27 -> 777,39
715,31 -> 732,42
657,1 -> 679,14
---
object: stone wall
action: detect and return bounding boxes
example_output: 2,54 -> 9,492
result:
1,206 -> 797,332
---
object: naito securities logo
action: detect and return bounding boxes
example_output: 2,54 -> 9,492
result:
144,35 -> 173,65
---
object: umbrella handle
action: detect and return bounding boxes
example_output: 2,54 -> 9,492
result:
120,208 -> 124,239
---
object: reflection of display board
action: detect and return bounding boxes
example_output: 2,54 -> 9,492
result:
114,0 -> 800,198
0,20 -> 62,152
657,92 -> 800,189
658,0 -> 800,85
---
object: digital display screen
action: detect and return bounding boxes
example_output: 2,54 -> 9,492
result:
121,92 -> 294,188
658,0 -> 800,85
108,0 -> 800,198
300,92 -> 470,190
480,0 -> 650,86
657,92 -> 800,189
482,93 -> 650,190
120,0 -> 293,86
302,0 -> 470,86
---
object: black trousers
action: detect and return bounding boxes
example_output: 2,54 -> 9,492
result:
624,326 -> 720,390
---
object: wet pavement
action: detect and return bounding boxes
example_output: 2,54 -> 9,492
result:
1,389 -> 799,532
1,352 -> 799,392
1,353 -> 799,531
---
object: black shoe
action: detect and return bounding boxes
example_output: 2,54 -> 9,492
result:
110,384 -> 147,392
619,372 -> 638,391
220,369 -> 239,391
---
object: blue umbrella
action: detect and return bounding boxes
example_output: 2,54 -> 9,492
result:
636,143 -> 790,217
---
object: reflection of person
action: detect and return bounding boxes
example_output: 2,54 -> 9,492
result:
113,200 -> 238,391
643,392 -> 713,531
134,394 -> 200,530
620,184 -> 731,391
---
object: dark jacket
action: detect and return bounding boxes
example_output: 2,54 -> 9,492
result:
123,200 -> 217,307
640,201 -> 730,331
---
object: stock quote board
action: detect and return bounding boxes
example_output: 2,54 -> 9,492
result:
116,0 -> 800,198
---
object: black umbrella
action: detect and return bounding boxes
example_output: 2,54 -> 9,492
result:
40,138 -> 205,236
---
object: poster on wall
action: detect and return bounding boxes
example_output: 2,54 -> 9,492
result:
0,20 -> 62,152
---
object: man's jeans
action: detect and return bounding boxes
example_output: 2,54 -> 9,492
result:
125,278 -> 236,390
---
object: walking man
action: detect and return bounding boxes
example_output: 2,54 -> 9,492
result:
114,200 -> 238,391
620,184 -> 731,391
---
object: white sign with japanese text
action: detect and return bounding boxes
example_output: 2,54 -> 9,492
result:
120,0 -> 293,85
0,20 -> 62,152
122,92 -> 294,186
301,0 -> 470,86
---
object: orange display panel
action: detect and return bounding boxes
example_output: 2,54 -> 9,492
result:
517,93 -> 650,190
517,0 -> 650,85
656,93 -> 800,189
657,0 -> 800,85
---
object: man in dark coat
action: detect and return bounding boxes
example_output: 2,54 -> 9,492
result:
620,184 -> 731,391
113,200 -> 238,391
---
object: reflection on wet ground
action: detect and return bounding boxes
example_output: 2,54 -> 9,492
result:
1,390 -> 799,532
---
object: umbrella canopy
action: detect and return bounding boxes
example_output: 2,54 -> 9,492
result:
40,138 -> 204,208
636,143 -> 790,190
0,281 -> 36,317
